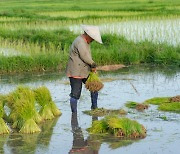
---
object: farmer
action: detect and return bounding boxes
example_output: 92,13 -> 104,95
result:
66,25 -> 103,113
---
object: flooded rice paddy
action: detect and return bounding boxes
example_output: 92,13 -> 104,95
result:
0,65 -> 180,154
69,18 -> 180,46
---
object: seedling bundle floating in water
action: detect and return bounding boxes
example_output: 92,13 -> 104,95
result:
144,96 -> 180,113
6,86 -> 42,133
88,116 -> 146,139
0,85 -> 61,135
34,86 -> 62,120
125,101 -> 149,111
85,72 -> 104,92
83,108 -> 127,117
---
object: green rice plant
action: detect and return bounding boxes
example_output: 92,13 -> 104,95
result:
34,86 -> 61,120
158,102 -> 180,113
143,96 -> 180,113
125,101 -> 138,108
6,86 -> 42,123
85,72 -> 104,92
125,101 -> 149,111
49,101 -> 62,116
34,86 -> 52,106
39,104 -> 54,120
88,116 -> 146,139
5,86 -> 42,133
83,108 -> 127,117
88,120 -> 108,134
144,97 -> 170,105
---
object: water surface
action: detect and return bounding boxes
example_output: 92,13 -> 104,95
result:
0,65 -> 180,154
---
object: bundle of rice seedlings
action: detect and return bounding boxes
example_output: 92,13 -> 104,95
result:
125,101 -> 138,109
50,101 -> 62,116
88,116 -> 146,139
39,104 -> 54,120
144,97 -> 170,105
19,119 -> 41,134
83,108 -> 127,117
88,119 -> 108,134
6,86 -> 42,133
83,108 -> 108,117
158,102 -> 180,113
34,86 -> 61,120
17,99 -> 41,133
85,72 -> 104,92
0,100 -> 10,135
125,101 -> 149,111
6,86 -> 39,121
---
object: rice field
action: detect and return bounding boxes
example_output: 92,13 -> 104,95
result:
70,18 -> 180,46
0,0 -> 179,73
0,65 -> 180,154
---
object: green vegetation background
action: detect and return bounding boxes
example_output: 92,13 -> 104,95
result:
0,0 -> 179,74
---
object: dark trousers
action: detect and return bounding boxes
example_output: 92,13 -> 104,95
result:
69,77 -> 98,110
69,77 -> 87,99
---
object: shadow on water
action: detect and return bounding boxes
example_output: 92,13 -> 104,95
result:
4,117 -> 59,154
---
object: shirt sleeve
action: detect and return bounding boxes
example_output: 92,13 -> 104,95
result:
77,41 -> 95,66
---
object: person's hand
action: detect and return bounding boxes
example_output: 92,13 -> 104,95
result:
91,68 -> 97,73
91,62 -> 97,73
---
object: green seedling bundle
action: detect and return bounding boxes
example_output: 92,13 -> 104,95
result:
88,115 -> 146,139
83,108 -> 127,117
85,72 -> 104,92
34,86 -> 62,120
144,96 -> 180,113
0,85 -> 61,134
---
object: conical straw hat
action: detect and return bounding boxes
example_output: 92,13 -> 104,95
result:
81,25 -> 103,44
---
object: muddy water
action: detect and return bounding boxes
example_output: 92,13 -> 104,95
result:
0,65 -> 180,154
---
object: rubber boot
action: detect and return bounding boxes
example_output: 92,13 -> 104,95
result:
70,97 -> 77,113
91,92 -> 98,109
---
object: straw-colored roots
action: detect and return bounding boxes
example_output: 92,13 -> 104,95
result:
50,102 -> 62,116
39,104 -> 55,120
85,81 -> 104,92
19,119 -> 41,134
170,95 -> 180,102
88,116 -> 146,139
0,118 -> 10,134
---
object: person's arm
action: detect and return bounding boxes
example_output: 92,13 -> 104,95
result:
77,41 -> 96,67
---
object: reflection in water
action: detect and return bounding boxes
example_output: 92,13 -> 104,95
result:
0,65 -> 179,153
7,133 -> 39,154
5,117 -> 59,154
70,113 -> 101,154
70,114 -> 136,154
38,117 -> 59,147
0,135 -> 8,154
